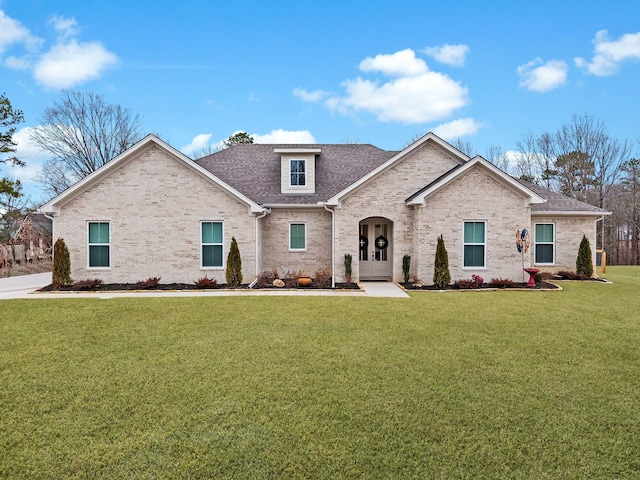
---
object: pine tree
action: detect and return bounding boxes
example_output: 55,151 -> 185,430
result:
52,237 -> 72,287
433,235 -> 451,289
225,236 -> 242,287
576,235 -> 594,277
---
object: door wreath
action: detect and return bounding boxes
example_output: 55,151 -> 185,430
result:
374,235 -> 389,250
359,235 -> 369,251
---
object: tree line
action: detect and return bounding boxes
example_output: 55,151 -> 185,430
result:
1,92 -> 639,264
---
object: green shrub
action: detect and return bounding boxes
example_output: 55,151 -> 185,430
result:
433,235 -> 451,289
576,235 -> 594,277
344,254 -> 353,284
226,237 -> 242,287
402,254 -> 411,283
52,237 -> 72,287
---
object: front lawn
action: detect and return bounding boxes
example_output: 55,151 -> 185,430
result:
1,267 -> 639,478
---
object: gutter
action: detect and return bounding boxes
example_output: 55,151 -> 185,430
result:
254,208 -> 270,282
322,202 -> 336,288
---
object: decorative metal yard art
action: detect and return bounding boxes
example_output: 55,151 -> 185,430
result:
516,228 -> 530,283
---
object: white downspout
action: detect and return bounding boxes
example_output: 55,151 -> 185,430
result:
254,208 -> 269,282
323,203 -> 336,288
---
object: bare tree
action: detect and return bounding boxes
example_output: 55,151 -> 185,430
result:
192,144 -> 221,160
619,158 -> 640,264
30,90 -> 142,196
484,145 -> 511,173
535,132 -> 557,190
450,138 -> 477,157
514,131 -> 541,183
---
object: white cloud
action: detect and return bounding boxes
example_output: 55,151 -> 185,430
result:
359,49 -> 428,77
0,10 -> 118,89
292,87 -> 330,102
296,49 -> 469,124
432,118 -> 484,140
252,129 -> 316,144
327,71 -> 468,124
4,55 -> 31,70
5,126 -> 47,187
423,44 -> 469,67
0,9 -> 42,55
33,39 -> 119,89
49,15 -> 80,40
517,58 -> 568,92
181,133 -> 213,156
575,30 -> 640,76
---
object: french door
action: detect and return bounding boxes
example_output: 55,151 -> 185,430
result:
359,219 -> 392,279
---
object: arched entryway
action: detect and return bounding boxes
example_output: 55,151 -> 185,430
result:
359,217 -> 393,280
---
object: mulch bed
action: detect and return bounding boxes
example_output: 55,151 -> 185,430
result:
403,281 -> 561,291
38,281 -> 361,292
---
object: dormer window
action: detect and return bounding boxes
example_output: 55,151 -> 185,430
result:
276,147 -> 321,194
290,159 -> 306,186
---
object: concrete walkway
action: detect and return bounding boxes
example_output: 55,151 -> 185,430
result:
0,274 -> 409,299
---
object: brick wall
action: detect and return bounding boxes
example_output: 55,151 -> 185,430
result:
54,145 -> 257,284
334,142 -> 461,283
260,207 -> 332,277
413,166 -> 532,283
530,216 -> 597,272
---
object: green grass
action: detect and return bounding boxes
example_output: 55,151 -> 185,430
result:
1,267 -> 639,478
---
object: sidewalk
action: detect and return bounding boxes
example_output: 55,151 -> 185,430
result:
0,274 -> 409,299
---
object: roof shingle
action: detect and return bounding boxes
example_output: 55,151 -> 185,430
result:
196,144 -> 396,205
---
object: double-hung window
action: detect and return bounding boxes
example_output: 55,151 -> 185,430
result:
290,223 -> 306,251
88,222 -> 110,268
535,223 -> 555,264
290,159 -> 306,186
463,221 -> 486,268
202,221 -> 223,268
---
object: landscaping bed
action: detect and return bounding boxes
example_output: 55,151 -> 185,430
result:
38,280 -> 361,292
404,281 -> 560,291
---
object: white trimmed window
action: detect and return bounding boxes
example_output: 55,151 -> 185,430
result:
290,159 -> 306,186
88,222 -> 110,268
201,221 -> 223,268
463,221 -> 486,268
535,223 -> 555,264
289,223 -> 306,251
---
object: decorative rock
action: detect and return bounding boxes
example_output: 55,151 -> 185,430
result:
273,279 -> 285,287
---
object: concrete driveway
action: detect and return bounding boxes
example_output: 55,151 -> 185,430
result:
0,272 -> 52,299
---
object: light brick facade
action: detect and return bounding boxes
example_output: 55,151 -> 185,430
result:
53,144 -> 257,284
260,208 -> 332,277
530,216 -> 597,273
412,167 -> 533,283
43,134 -> 605,286
333,142 -> 462,283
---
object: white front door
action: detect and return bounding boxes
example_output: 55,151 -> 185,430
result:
359,219 -> 392,280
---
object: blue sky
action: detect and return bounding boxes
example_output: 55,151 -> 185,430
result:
1,0 -> 640,203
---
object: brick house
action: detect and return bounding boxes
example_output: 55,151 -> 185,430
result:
40,133 -> 609,285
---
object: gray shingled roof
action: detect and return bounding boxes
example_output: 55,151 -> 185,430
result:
196,144 -> 397,205
517,179 -> 609,214
195,143 -> 608,215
